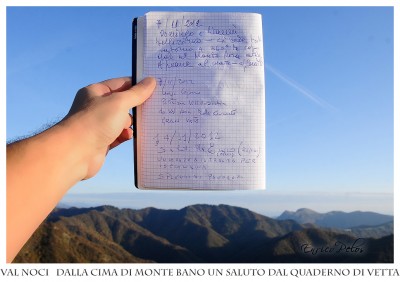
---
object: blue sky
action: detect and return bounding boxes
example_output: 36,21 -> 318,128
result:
6,7 -> 394,215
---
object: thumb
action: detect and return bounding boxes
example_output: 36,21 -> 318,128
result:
119,77 -> 156,108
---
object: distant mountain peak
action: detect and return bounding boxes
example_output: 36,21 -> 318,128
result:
296,208 -> 318,214
277,208 -> 393,229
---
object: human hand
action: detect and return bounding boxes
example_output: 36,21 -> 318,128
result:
6,76 -> 155,262
61,76 -> 156,179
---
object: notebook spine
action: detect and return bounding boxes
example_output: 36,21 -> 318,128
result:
132,18 -> 139,188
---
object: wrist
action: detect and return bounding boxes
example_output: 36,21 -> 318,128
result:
57,112 -> 108,180
54,115 -> 96,181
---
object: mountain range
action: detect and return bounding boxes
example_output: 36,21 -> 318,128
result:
14,204 -> 393,263
277,208 -> 393,228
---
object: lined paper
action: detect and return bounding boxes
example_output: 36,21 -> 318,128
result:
137,12 -> 265,190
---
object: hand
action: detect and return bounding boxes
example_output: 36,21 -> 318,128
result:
61,76 -> 156,179
6,76 -> 156,263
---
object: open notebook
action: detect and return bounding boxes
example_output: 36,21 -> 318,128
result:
133,12 -> 265,190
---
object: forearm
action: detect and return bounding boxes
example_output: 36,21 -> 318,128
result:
6,120 -> 89,262
6,76 -> 156,263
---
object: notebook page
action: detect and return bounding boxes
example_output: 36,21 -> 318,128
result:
138,12 -> 265,189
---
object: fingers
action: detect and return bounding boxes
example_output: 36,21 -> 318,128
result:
84,77 -> 156,105
125,113 -> 134,129
110,114 -> 133,150
99,77 -> 132,93
109,78 -> 155,149
84,77 -> 132,97
119,77 -> 156,108
109,128 -> 133,150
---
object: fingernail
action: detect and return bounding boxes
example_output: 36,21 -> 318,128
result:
140,77 -> 156,87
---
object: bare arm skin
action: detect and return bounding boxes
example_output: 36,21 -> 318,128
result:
6,77 -> 156,262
